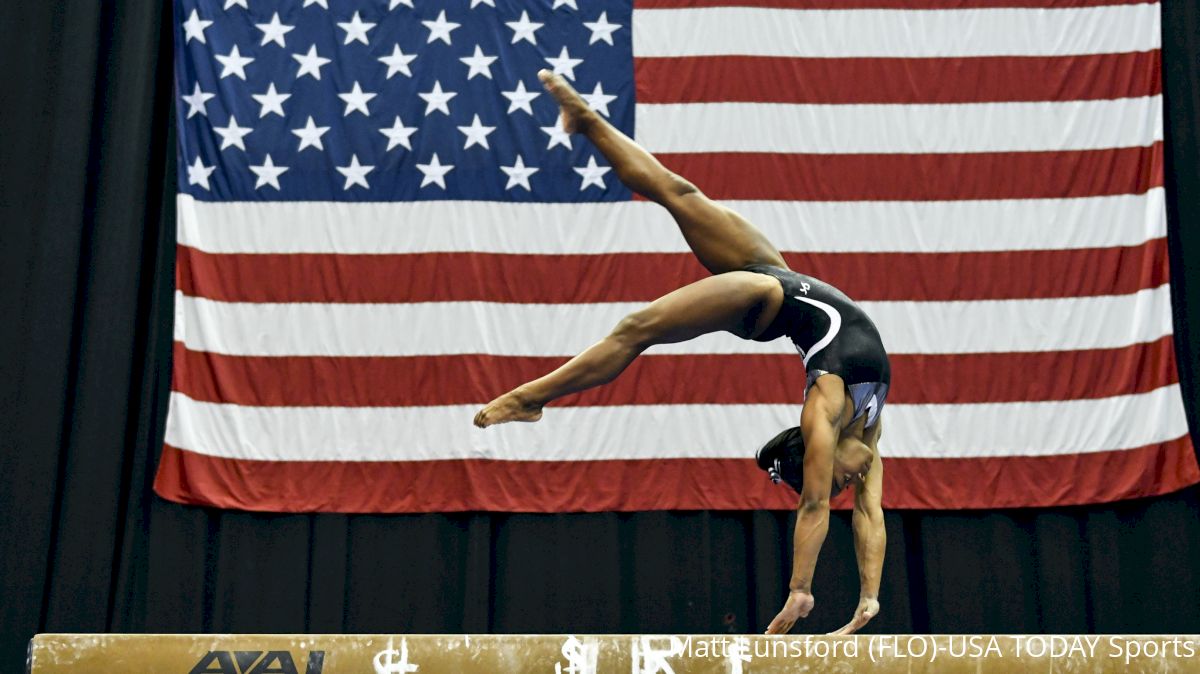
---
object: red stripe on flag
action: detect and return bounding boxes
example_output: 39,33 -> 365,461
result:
176,240 -> 1168,303
171,336 -> 1178,407
883,436 -> 1200,509
652,143 -> 1164,201
635,52 -> 1161,104
634,0 -> 1154,8
154,436 -> 1199,512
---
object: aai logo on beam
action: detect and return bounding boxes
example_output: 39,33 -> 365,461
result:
187,650 -> 325,674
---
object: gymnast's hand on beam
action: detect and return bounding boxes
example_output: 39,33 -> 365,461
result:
828,597 -> 880,636
765,589 -> 815,634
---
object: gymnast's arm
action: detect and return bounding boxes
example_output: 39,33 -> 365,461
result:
833,424 -> 885,635
765,384 -> 842,634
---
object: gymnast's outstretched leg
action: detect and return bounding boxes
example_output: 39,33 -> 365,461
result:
538,70 -> 788,275
473,271 -> 783,427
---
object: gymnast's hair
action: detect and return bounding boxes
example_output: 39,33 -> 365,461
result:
756,426 -> 846,498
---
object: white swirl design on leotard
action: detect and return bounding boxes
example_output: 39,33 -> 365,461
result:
794,295 -> 842,367
862,393 -> 879,426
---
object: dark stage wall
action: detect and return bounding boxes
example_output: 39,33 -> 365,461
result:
2,1 -> 1199,670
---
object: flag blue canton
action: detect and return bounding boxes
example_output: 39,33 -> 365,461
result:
174,0 -> 634,202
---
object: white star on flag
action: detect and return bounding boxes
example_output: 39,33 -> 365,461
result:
389,0 -> 413,8
292,117 -> 330,152
379,116 -> 418,151
584,12 -> 621,45
252,83 -> 290,118
419,81 -> 457,116
338,81 -> 377,117
186,156 -> 215,190
470,0 -> 496,7
460,45 -> 498,80
181,83 -> 215,119
249,154 -> 289,190
213,115 -> 253,151
457,114 -> 496,150
303,0 -> 328,7
416,153 -> 454,189
379,44 -> 417,79
338,12 -> 377,45
542,118 -> 573,149
215,45 -> 254,80
574,156 -> 610,190
337,154 -> 374,190
581,82 -> 617,117
501,80 -> 540,115
545,46 -> 583,80
540,118 -> 572,150
500,155 -> 539,191
553,0 -> 578,9
423,11 -> 460,45
182,10 -> 213,44
224,0 -> 248,10
293,45 -> 331,80
255,12 -> 294,47
506,11 -> 543,45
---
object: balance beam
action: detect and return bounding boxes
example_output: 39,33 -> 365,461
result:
27,634 -> 1200,673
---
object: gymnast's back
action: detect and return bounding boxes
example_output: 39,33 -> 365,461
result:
742,264 -> 891,395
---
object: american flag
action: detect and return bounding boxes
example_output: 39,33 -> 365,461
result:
158,0 -> 1198,512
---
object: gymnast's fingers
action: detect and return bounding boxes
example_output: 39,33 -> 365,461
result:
765,613 -> 794,635
828,621 -> 856,636
829,613 -> 867,636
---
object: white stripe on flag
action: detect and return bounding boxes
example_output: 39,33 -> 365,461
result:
631,5 -> 1160,58
164,385 -> 1190,461
172,285 -> 1174,357
635,98 -> 1163,154
176,190 -> 1166,254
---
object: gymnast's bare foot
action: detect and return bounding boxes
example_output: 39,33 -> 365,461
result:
538,68 -> 595,134
474,389 -> 544,428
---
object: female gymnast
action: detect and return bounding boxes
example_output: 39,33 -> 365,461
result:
475,70 -> 889,637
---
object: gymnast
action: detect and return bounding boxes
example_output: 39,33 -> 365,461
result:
475,70 -> 889,636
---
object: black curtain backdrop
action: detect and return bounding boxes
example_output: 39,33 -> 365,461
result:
2,1 -> 1199,670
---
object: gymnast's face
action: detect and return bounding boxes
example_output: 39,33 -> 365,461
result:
831,440 -> 873,496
